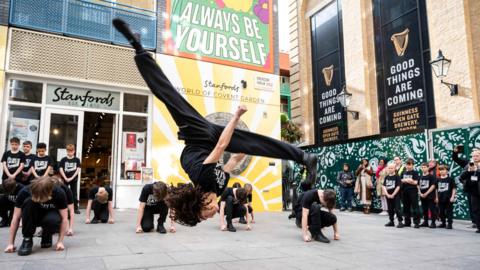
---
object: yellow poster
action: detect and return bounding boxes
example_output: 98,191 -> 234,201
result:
152,53 -> 282,211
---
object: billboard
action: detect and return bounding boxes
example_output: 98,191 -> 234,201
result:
164,0 -> 274,73
152,53 -> 282,211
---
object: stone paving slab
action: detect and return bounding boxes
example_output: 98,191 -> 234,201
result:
0,209 -> 478,270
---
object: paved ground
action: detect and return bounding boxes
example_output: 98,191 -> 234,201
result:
0,210 -> 479,270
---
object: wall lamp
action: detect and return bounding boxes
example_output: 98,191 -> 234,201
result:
430,50 -> 458,96
337,86 -> 359,120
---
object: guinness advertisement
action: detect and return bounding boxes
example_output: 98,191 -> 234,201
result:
374,0 -> 435,133
311,1 -> 347,144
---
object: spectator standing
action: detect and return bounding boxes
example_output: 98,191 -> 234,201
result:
376,159 -> 388,215
337,163 -> 355,212
355,159 -> 373,214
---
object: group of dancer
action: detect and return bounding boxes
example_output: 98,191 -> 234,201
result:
0,18 -> 340,256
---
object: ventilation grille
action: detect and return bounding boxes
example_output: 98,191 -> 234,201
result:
8,28 -> 147,88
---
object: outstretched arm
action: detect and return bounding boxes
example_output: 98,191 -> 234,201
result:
203,106 -> 247,165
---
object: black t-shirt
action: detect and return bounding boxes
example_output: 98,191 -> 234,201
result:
139,184 -> 162,208
33,155 -> 54,177
88,186 -> 113,203
383,175 -> 401,196
418,174 -> 436,199
180,145 -> 230,196
437,177 -> 456,202
400,170 -> 420,192
15,185 -> 68,210
59,156 -> 81,179
1,151 -> 26,181
247,193 -> 253,203
57,183 -> 74,205
301,189 -> 321,209
23,154 -> 36,173
5,183 -> 24,203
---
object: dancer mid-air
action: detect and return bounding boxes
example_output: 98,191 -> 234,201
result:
112,18 -> 317,226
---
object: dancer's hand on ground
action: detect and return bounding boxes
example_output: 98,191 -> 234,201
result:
334,233 -> 340,240
235,105 -> 247,119
67,229 -> 74,236
108,218 -> 115,224
220,224 -> 227,231
169,226 -> 176,233
136,226 -> 143,233
55,242 -> 65,251
303,234 -> 312,242
4,244 -> 16,253
246,225 -> 252,231
85,219 -> 91,224
251,219 -> 255,223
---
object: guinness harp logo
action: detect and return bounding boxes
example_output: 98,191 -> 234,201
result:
391,28 -> 410,57
322,65 -> 334,86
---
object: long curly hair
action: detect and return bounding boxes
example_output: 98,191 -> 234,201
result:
165,183 -> 210,226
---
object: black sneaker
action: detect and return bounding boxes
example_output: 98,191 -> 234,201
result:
0,219 -> 9,227
227,223 -> 236,232
91,218 -> 99,224
446,224 -> 453,229
429,222 -> 436,229
18,238 -> 33,256
348,208 -> 353,212
476,229 -> 480,233
74,209 -> 81,215
41,232 -> 52,248
288,213 -> 295,219
238,217 -> 247,224
303,153 -> 318,186
419,222 -> 428,227
156,224 -> 167,234
112,18 -> 144,52
385,221 -> 395,227
340,208 -> 346,212
404,223 -> 411,227
313,231 -> 330,243
414,224 -> 420,229
472,224 -> 477,229
396,223 -> 405,228
438,223 -> 446,228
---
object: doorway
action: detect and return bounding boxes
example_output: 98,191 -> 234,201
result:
79,112 -> 115,208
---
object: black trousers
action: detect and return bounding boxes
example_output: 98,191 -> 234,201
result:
471,194 -> 480,227
294,193 -> 336,236
306,203 -> 336,236
134,52 -> 304,163
21,199 -> 61,238
402,191 -> 420,225
141,202 -> 169,232
466,192 -> 477,224
65,179 -> 79,210
224,195 -> 246,224
0,195 -> 14,223
438,200 -> 453,225
387,196 -> 402,222
420,197 -> 436,222
92,201 -> 109,223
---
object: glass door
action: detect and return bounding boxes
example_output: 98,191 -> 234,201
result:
43,109 -> 84,193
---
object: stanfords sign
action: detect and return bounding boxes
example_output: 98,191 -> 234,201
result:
165,0 -> 273,73
46,85 -> 120,110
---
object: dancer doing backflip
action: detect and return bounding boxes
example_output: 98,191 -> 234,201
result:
112,18 -> 317,227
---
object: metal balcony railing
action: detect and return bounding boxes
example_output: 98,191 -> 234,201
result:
9,0 -> 157,49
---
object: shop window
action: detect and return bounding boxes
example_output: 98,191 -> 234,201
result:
280,97 -> 289,115
9,80 -> 43,103
121,115 -> 147,180
5,105 -> 41,151
123,93 -> 148,113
